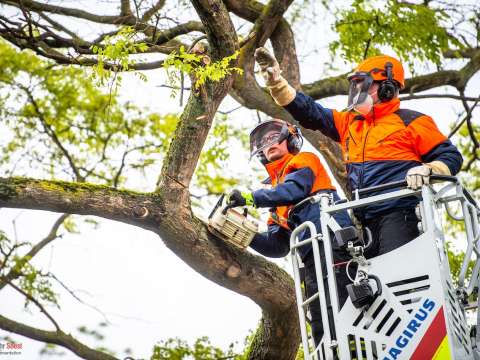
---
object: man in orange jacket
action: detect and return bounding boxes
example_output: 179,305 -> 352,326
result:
254,48 -> 463,257
226,119 -> 352,345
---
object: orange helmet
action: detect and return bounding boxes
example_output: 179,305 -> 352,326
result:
351,55 -> 405,89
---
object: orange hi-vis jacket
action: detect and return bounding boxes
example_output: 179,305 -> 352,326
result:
332,98 -> 446,164
250,151 -> 352,259
284,96 -> 463,218
253,152 -> 335,230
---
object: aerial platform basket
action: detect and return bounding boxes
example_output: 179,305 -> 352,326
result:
290,175 -> 480,360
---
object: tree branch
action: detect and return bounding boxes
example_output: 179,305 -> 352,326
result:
400,93 -> 480,102
3,278 -> 61,332
150,21 -> 204,45
21,86 -> 83,181
0,176 -> 300,358
459,90 -> 480,149
0,313 -> 117,360
156,0 -> 238,200
444,47 -> 480,59
120,0 -> 133,17
0,214 -> 69,291
141,0 -> 166,22
0,178 -> 162,231
302,48 -> 480,100
0,0 -> 135,25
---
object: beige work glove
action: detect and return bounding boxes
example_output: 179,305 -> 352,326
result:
254,47 -> 296,106
406,161 -> 451,190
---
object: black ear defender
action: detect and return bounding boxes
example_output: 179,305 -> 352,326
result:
377,62 -> 397,102
256,122 -> 303,164
286,124 -> 303,154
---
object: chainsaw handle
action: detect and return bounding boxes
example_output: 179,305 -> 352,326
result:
221,205 -> 231,215
221,203 -> 249,216
369,274 -> 382,297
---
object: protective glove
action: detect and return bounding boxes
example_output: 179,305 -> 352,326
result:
226,190 -> 254,208
254,47 -> 282,86
254,47 -> 296,106
405,165 -> 432,190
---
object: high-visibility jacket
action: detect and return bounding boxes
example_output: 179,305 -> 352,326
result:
284,94 -> 463,219
251,152 -> 351,259
253,152 -> 334,229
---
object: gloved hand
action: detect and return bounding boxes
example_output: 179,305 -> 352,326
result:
254,47 -> 282,86
226,189 -> 254,208
406,165 -> 432,190
254,47 -> 296,106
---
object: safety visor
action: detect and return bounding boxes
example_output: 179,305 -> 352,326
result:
249,121 -> 287,159
347,72 -> 374,107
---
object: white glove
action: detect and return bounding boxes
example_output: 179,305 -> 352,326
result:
254,47 -> 296,106
254,47 -> 282,86
406,165 -> 433,190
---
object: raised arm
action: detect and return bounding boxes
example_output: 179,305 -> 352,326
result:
255,47 -> 342,142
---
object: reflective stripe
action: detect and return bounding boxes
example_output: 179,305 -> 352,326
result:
411,307 -> 449,359
432,336 -> 452,359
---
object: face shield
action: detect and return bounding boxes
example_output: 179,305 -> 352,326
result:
249,121 -> 287,159
346,72 -> 375,115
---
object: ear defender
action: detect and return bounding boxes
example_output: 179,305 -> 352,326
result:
286,125 -> 303,154
253,121 -> 303,164
377,62 -> 397,102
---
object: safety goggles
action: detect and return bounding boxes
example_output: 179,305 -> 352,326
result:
249,121 -> 287,159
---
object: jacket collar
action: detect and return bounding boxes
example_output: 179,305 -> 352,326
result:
373,98 -> 400,119
264,152 -> 294,181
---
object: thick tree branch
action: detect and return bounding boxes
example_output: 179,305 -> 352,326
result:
0,1 -> 194,64
141,0 -> 167,22
151,21 -> 204,45
120,0 -> 133,17
225,0 -> 302,89
303,48 -> 480,100
0,178 -> 162,232
156,0 -> 238,201
444,47 -> 480,59
0,313 -> 117,360
0,31 -> 168,69
249,0 -> 294,48
0,0 -> 135,25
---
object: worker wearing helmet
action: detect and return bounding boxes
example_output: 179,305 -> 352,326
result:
254,48 -> 462,256
226,119 -> 352,346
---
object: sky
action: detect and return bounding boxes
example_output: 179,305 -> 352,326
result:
0,1 -> 479,359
